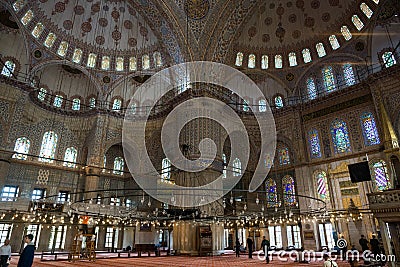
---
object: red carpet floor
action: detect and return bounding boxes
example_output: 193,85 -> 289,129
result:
8,255 -> 353,267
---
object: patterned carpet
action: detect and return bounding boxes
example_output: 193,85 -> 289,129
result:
8,254 -> 353,267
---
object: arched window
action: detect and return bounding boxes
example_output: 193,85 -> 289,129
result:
1,60 -> 15,77
12,137 -> 30,160
115,57 -> 124,71
161,158 -> 171,181
89,97 -> 96,109
44,32 -> 57,48
329,35 -> 340,50
248,54 -> 256,68
372,160 -> 390,191
39,131 -> 58,163
261,55 -> 268,69
57,41 -> 68,57
53,95 -> 63,108
275,55 -> 283,69
360,3 -> 373,18
87,53 -> 97,68
266,179 -> 278,208
63,147 -> 77,168
113,157 -> 124,175
129,57 -> 137,71
361,112 -> 380,146
282,175 -> 296,206
222,153 -> 227,178
38,88 -> 47,101
101,56 -> 110,70
315,171 -> 329,200
21,9 -> 33,25
278,146 -> 291,165
258,99 -> 267,112
382,52 -> 396,68
352,15 -> 364,31
302,48 -> 312,63
153,52 -> 163,67
142,54 -> 150,70
307,77 -> 317,100
265,153 -> 273,169
341,26 -> 352,41
235,52 -> 244,66
13,0 -> 26,12
243,99 -> 250,111
274,95 -> 284,108
72,48 -> 83,63
72,98 -> 80,111
316,43 -> 326,57
331,119 -> 351,153
32,23 -> 44,38
289,52 -> 297,67
343,63 -> 356,86
322,66 -> 336,92
112,99 -> 122,111
308,129 -> 322,158
232,158 -> 241,176
129,102 -> 137,114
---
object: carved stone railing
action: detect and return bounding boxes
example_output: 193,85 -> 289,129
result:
367,189 -> 400,214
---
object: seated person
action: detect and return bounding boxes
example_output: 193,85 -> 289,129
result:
239,243 -> 246,252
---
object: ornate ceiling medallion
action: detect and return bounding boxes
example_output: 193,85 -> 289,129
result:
184,0 -> 210,20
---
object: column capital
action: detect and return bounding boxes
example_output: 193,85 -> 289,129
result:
84,166 -> 102,176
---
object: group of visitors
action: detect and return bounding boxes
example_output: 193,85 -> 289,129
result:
0,234 -> 35,267
235,236 -> 270,263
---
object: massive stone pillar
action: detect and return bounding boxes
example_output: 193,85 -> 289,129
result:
84,166 -> 101,200
0,150 -> 13,187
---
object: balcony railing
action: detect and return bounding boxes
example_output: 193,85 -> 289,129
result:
367,189 -> 400,213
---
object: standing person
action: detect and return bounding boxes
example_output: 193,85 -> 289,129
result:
235,238 -> 240,257
260,236 -> 270,263
370,235 -> 380,258
323,254 -> 338,267
0,239 -> 11,267
246,236 -> 253,259
359,235 -> 369,252
17,234 -> 35,267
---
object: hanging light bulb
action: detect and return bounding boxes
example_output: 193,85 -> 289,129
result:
244,204 -> 247,211
256,194 -> 259,205
230,196 -> 234,204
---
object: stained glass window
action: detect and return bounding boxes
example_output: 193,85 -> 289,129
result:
101,56 -> 110,70
329,35 -> 340,50
87,53 -> 97,68
129,57 -> 137,71
32,23 -> 44,38
222,153 -> 227,178
360,3 -> 373,18
129,102 -> 136,114
261,55 -> 268,69
302,48 -> 312,63
361,112 -> 380,146
316,43 -> 326,57
266,179 -> 278,208
382,52 -> 396,67
243,99 -> 250,111
289,52 -> 297,67
12,137 -> 30,160
372,160 -> 390,191
278,147 -> 291,165
307,77 -> 317,100
352,15 -> 364,31
113,157 -> 124,175
57,41 -> 68,57
322,66 -> 336,92
1,61 -> 15,77
44,33 -> 56,48
142,54 -> 150,70
343,63 -> 356,86
72,98 -> 80,111
274,95 -> 283,108
39,131 -> 58,163
259,99 -> 267,112
233,158 -> 241,176
63,147 -> 77,168
21,10 -> 33,25
89,97 -> 96,109
331,119 -> 351,153
161,158 -> 171,181
308,129 -> 322,158
248,54 -> 256,68
72,48 -> 83,63
154,52 -> 163,67
112,99 -> 122,111
13,0 -> 26,12
38,88 -> 46,101
116,57 -> 124,71
315,171 -> 329,200
53,95 -> 63,108
341,26 -> 352,41
235,52 -> 244,66
275,55 -> 283,68
282,175 -> 296,206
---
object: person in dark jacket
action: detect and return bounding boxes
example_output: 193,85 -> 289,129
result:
246,236 -> 253,259
235,238 -> 240,257
17,234 -> 35,267
370,235 -> 380,258
260,236 -> 270,263
359,235 -> 369,252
